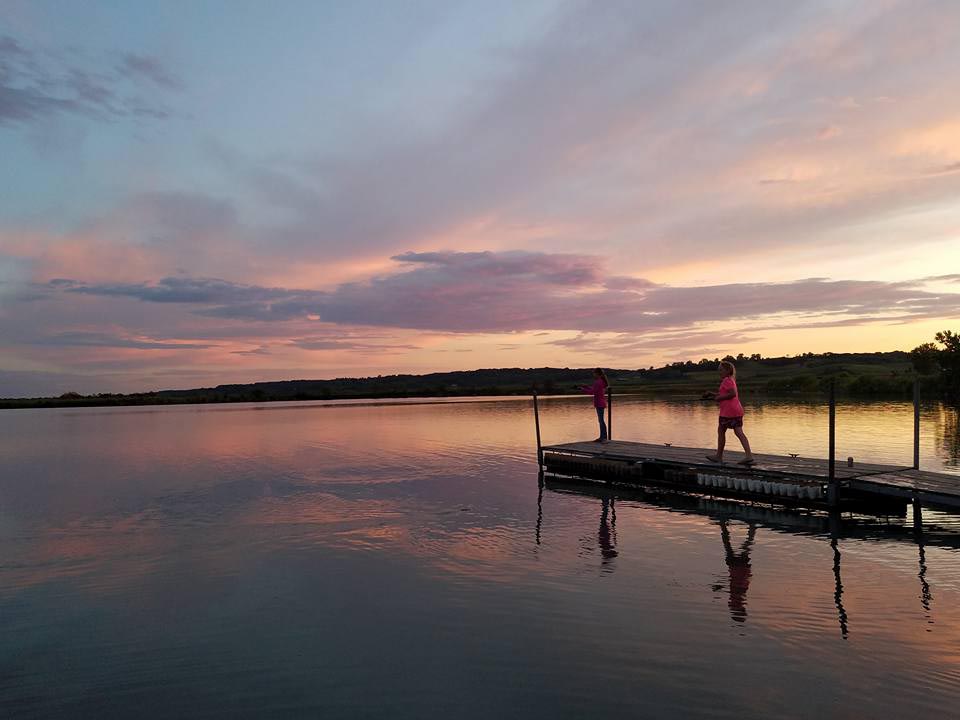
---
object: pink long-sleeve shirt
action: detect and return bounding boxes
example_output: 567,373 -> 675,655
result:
582,378 -> 608,408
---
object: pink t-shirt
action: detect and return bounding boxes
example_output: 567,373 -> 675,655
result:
582,378 -> 608,408
718,376 -> 744,418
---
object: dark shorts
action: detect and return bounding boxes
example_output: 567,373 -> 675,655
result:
719,416 -> 744,430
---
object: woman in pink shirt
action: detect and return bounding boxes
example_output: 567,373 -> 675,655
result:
704,361 -> 755,465
580,368 -> 609,443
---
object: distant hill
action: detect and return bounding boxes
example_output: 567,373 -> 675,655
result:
0,350 -> 940,409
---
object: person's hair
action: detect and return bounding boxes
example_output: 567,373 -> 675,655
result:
719,360 -> 736,377
594,368 -> 609,386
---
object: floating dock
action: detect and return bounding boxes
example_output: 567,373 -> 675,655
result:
541,440 -> 960,512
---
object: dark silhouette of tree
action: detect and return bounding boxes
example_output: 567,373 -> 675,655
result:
911,342 -> 940,375
936,331 -> 960,401
912,330 -> 960,401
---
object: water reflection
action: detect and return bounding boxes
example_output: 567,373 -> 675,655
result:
3,398 -> 960,719
938,404 -> 960,469
914,503 -> 934,624
542,475 -> 960,642
714,520 -> 756,623
535,474 -> 544,546
831,537 -> 849,639
598,497 -> 618,566
918,542 -> 933,620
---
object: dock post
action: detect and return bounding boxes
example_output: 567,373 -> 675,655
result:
828,380 -> 838,508
607,387 -> 612,441
533,391 -> 543,468
913,378 -> 920,470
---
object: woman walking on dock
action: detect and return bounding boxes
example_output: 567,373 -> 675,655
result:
581,368 -> 609,443
704,360 -> 754,465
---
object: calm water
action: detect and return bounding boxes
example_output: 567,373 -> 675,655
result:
2,395 -> 959,718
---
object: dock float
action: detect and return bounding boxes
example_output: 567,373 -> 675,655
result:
540,440 -> 960,512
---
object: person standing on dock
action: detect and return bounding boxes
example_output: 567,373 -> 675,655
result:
704,360 -> 755,465
580,368 -> 609,443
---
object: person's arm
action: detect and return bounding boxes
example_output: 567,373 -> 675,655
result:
714,379 -> 736,401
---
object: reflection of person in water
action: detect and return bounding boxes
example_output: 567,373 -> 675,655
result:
598,496 -> 618,564
718,520 -> 756,622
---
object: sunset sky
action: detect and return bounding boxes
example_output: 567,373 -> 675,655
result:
2,0 -> 960,396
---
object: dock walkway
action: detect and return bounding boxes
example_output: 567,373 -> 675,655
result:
541,440 -> 960,510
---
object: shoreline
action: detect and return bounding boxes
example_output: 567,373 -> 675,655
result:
0,384 -> 940,411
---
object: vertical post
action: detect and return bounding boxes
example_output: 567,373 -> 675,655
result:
606,386 -> 612,441
913,378 -> 920,470
828,380 -> 837,507
533,391 -> 543,468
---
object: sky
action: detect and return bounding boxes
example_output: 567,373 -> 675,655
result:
2,0 -> 960,396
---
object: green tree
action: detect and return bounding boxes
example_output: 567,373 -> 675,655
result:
936,330 -> 960,401
911,342 -> 940,375
914,331 -> 960,401
937,330 -> 960,353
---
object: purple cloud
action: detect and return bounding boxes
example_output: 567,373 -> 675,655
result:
63,276 -> 297,304
291,337 -> 419,353
549,330 -> 760,354
117,53 -> 182,90
0,84 -> 78,123
391,251 -> 603,285
54,250 -> 960,335
0,35 -> 178,126
35,331 -> 211,350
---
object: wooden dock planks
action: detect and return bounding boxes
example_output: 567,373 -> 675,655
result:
541,440 -> 960,509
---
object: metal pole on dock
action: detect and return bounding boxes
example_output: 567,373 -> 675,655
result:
606,386 -> 612,441
913,378 -> 920,470
533,391 -> 543,468
828,380 -> 837,507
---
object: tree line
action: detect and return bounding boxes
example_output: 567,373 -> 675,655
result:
1,332 -> 957,409
911,330 -> 960,402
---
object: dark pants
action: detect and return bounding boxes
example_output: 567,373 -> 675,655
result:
596,406 -> 608,440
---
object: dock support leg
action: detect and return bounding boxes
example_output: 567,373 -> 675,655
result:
913,379 -> 920,471
912,495 -> 923,532
533,391 -> 543,468
828,380 -> 838,508
607,387 -> 612,441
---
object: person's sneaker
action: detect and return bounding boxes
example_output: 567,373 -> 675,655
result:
705,455 -> 722,463
737,458 -> 756,466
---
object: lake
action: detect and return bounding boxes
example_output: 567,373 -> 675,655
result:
2,395 -> 959,718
